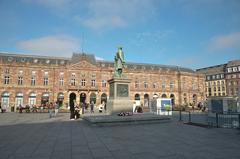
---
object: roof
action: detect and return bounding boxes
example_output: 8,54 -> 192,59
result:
0,52 -> 195,73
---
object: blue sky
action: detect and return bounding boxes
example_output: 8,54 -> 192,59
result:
0,0 -> 239,69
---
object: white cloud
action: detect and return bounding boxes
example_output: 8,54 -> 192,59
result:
23,0 -> 157,31
95,56 -> 104,61
208,32 -> 240,51
17,35 -> 80,57
79,0 -> 157,30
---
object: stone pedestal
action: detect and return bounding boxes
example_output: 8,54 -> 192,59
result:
107,78 -> 133,115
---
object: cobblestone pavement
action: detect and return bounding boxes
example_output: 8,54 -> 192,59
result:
0,112 -> 240,159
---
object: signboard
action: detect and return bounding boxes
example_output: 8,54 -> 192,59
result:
155,98 -> 172,115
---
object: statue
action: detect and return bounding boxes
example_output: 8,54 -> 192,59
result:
114,47 -> 125,77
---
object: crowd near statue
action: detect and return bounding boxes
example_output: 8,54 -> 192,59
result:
114,47 -> 125,77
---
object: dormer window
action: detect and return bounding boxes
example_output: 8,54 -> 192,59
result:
46,60 -> 50,64
33,59 -> 38,63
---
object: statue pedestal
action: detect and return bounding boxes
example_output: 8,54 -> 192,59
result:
107,78 -> 133,115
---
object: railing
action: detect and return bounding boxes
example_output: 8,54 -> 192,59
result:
208,112 -> 240,129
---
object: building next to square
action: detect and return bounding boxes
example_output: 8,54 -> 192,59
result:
196,60 -> 240,98
0,52 -> 205,111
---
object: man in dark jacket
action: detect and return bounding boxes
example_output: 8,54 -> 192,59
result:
70,100 -> 75,120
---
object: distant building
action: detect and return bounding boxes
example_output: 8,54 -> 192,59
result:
196,60 -> 240,98
0,52 -> 205,111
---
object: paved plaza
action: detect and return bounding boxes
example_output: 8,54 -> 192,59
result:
0,112 -> 240,159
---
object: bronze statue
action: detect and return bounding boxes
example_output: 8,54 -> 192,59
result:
114,47 -> 125,77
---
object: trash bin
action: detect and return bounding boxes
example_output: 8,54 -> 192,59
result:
11,107 -> 14,112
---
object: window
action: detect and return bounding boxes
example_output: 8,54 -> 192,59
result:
216,75 -> 220,79
221,81 -> 225,85
222,87 -> 225,91
212,75 -> 215,80
102,80 -> 107,87
220,74 -> 224,79
170,81 -> 174,90
5,68 -> 10,74
4,76 -> 10,84
43,77 -> 48,86
18,76 -> 23,85
70,78 -> 76,86
135,81 -> 139,88
218,87 -> 220,91
227,67 -> 232,73
43,71 -> 49,86
59,78 -> 64,86
59,72 -> 64,86
214,87 -> 216,92
31,76 -> 36,86
207,76 -> 210,80
144,82 -> 148,89
91,79 -> 96,87
153,83 -> 157,89
70,73 -> 76,86
217,81 -> 220,86
81,79 -> 86,87
162,82 -> 166,90
233,67 -> 237,72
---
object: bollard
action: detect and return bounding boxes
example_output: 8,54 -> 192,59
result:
216,113 -> 219,128
179,110 -> 182,121
188,111 -> 191,123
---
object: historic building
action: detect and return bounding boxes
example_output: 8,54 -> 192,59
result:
0,52 -> 205,111
196,60 -> 240,98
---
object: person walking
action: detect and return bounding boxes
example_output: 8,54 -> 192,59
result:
90,101 -> 94,113
48,102 -> 54,118
54,101 -> 59,117
70,100 -> 75,120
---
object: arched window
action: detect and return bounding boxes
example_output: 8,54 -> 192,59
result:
29,92 -> 36,106
134,94 -> 140,100
161,94 -> 167,98
90,93 -> 96,104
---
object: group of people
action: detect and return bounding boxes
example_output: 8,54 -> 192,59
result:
69,101 -> 107,120
69,100 -> 83,120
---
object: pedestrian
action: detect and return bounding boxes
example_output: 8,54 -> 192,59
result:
54,101 -> 59,117
70,100 -> 75,120
40,104 -> 44,113
74,104 -> 80,119
1,104 -> 6,113
48,102 -> 54,118
19,104 -> 23,113
103,101 -> 106,112
90,101 -> 94,113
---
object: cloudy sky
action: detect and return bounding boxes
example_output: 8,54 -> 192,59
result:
0,0 -> 239,69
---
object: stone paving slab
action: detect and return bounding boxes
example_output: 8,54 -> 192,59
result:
0,113 -> 240,159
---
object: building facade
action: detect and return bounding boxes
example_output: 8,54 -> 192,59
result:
196,60 -> 240,98
0,52 -> 205,111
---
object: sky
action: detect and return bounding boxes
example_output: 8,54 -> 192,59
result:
0,0 -> 240,69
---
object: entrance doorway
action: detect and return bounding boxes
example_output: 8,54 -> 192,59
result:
101,93 -> 107,104
80,93 -> 86,104
144,94 -> 149,107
